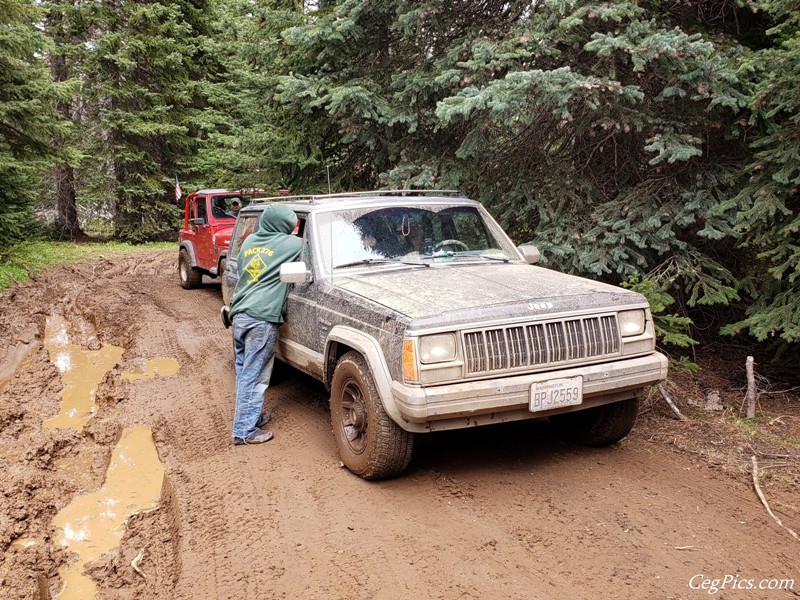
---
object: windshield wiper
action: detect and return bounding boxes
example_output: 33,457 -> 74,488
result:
417,250 -> 508,263
478,254 -> 510,262
335,258 -> 397,269
335,258 -> 430,269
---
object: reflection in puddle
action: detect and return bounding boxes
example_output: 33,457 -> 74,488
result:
122,357 -> 180,382
43,316 -> 124,432
52,426 -> 164,600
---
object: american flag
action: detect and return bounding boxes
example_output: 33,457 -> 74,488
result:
175,175 -> 182,202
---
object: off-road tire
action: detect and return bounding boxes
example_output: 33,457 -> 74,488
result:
330,351 -> 413,479
179,249 -> 203,289
549,398 -> 639,447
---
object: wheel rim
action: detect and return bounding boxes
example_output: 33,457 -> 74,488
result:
340,378 -> 368,455
179,258 -> 188,282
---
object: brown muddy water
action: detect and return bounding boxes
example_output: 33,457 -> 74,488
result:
51,426 -> 164,600
42,315 -> 124,432
39,314 -> 175,600
121,357 -> 180,382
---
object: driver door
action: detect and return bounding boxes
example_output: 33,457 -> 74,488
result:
277,215 -> 323,380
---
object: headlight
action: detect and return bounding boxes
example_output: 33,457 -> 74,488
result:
419,333 -> 457,364
618,309 -> 646,337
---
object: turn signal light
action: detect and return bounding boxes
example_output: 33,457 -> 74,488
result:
403,339 -> 418,383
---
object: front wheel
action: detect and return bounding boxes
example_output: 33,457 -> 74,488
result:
549,398 -> 639,446
330,351 -> 413,479
179,249 -> 203,289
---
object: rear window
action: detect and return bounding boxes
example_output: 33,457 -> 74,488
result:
228,213 -> 259,258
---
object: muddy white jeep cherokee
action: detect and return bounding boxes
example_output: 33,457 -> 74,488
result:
221,191 -> 667,479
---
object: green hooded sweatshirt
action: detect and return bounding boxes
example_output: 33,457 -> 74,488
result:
230,204 -> 303,323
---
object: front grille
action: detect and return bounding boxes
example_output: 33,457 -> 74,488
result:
463,315 -> 620,374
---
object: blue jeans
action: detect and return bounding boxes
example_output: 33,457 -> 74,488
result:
232,313 -> 279,439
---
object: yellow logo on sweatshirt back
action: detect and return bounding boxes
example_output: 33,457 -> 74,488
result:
244,255 -> 268,283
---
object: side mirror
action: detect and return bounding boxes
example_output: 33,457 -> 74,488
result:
280,261 -> 309,284
518,244 -> 540,265
191,217 -> 205,226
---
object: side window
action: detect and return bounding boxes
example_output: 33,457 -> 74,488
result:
195,197 -> 208,224
296,217 -> 312,271
228,214 -> 259,258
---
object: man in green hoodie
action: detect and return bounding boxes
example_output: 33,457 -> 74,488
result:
229,204 -> 303,445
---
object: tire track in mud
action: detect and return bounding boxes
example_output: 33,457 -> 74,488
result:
62,259 -> 557,599
5,251 -> 798,600
121,256 -> 797,600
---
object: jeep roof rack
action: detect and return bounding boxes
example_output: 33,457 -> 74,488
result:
249,189 -> 465,205
193,188 -> 264,196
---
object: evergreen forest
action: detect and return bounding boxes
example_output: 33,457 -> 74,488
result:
1,0 -> 799,360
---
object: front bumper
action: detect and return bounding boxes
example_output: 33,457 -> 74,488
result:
390,353 -> 668,432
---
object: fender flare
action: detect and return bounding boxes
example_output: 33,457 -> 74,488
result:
179,241 -> 197,268
325,326 -> 405,427
217,250 -> 228,275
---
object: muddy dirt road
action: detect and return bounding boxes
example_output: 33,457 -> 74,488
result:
1,251 -> 797,599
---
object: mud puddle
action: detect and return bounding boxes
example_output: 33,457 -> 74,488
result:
122,357 -> 180,382
42,315 -> 124,432
51,425 -> 164,599
10,537 -> 41,549
37,314 -> 174,599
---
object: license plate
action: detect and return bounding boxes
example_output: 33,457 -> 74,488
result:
529,376 -> 583,412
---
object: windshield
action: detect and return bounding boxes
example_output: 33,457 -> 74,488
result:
315,204 -> 520,272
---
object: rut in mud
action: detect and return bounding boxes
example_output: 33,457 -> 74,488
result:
0,250 -> 797,600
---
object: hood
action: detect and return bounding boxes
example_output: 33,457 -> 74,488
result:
213,226 -> 234,248
255,204 -> 297,237
334,263 -> 644,324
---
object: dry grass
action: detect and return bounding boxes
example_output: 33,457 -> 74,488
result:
636,356 -> 800,496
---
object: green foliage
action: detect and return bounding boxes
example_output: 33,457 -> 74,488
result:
721,0 -> 800,343
4,0 -> 800,359
78,0 -> 217,241
259,0 -> 750,324
622,273 -> 698,348
0,0 -> 66,252
193,0 -> 322,193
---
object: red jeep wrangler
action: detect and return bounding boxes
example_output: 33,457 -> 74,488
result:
178,189 -> 247,289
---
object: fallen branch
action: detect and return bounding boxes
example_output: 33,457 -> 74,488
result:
658,384 -> 688,421
747,443 -> 799,460
750,456 -> 799,542
131,547 -> 147,579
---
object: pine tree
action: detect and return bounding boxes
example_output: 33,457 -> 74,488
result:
189,0 -> 309,192
0,0 -> 66,251
274,0 -> 750,315
44,0 -> 91,239
82,0 -> 216,241
722,0 -> 800,343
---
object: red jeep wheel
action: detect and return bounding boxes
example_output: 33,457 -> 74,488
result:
179,249 -> 203,289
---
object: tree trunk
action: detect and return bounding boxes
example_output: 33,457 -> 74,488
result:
54,165 -> 80,238
745,356 -> 757,418
50,38 -> 82,239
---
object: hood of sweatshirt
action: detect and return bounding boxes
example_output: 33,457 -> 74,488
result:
255,203 -> 297,237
